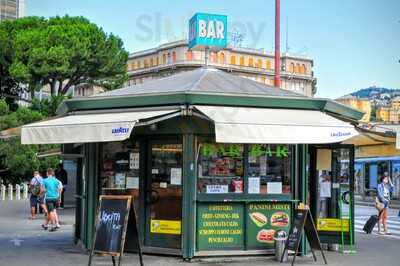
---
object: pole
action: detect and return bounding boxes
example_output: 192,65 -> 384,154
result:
8,184 -> 13,200
274,0 -> 281,88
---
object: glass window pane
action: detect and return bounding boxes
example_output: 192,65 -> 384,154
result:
197,143 -> 244,194
247,144 -> 292,194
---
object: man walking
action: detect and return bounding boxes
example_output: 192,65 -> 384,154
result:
55,163 -> 68,209
29,171 -> 42,220
41,168 -> 62,231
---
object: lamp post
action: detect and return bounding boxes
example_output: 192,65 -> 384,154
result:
274,0 -> 281,88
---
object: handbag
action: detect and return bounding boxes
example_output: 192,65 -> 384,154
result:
375,197 -> 384,211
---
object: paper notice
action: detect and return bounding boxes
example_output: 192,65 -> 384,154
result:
170,168 -> 182,185
206,185 -> 229,194
267,182 -> 282,194
152,168 -> 159,174
130,153 -> 140,169
126,177 -> 139,189
320,181 -> 332,198
248,177 -> 260,194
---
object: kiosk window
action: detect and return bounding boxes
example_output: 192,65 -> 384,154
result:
101,141 -> 140,190
197,143 -> 244,193
247,144 -> 292,194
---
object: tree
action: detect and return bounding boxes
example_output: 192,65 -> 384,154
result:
9,15 -> 129,96
0,17 -> 46,105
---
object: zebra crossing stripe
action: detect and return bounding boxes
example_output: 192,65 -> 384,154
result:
354,218 -> 400,239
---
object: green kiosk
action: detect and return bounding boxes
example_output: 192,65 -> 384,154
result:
21,67 -> 362,259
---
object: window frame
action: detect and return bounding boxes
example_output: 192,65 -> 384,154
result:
196,137 -> 295,201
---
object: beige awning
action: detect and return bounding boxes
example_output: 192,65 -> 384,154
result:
21,109 -> 180,144
195,105 -> 359,144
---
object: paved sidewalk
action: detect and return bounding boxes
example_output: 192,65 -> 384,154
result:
1,200 -> 400,266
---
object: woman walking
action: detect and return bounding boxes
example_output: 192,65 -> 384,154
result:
377,172 -> 394,235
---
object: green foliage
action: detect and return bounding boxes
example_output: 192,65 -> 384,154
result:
0,17 -> 46,103
0,98 -> 9,115
30,94 -> 68,117
0,97 -> 62,184
0,138 -> 60,184
3,15 -> 128,97
0,106 -> 44,131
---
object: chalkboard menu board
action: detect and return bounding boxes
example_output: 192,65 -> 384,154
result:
89,195 -> 144,266
283,208 -> 327,266
287,209 -> 307,251
93,196 -> 131,254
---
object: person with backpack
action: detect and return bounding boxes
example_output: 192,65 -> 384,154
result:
377,172 -> 394,235
29,171 -> 42,220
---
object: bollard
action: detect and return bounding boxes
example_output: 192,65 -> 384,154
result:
8,184 -> 13,200
15,184 -> 21,200
23,183 -> 28,199
1,184 -> 5,200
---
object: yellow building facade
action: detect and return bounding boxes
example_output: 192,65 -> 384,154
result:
336,96 -> 371,122
377,106 -> 390,122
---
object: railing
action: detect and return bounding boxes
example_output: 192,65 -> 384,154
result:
0,183 -> 29,201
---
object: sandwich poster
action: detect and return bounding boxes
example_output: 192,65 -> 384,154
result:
246,203 -> 291,249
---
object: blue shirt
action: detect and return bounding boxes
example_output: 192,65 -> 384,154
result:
42,176 -> 60,200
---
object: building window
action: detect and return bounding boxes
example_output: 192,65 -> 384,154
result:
144,59 -> 148,68
230,55 -> 236,65
266,60 -> 272,70
162,54 -> 166,64
248,57 -> 254,67
257,59 -> 262,68
210,52 -> 217,63
240,56 -> 245,66
100,141 -> 141,191
172,51 -> 177,63
198,143 -> 244,194
289,62 -> 295,73
295,63 -> 300,73
197,143 -> 293,195
301,64 -> 306,74
186,50 -> 193,61
150,58 -> 154,67
218,52 -> 225,64
248,144 -> 292,194
167,52 -> 171,64
156,57 -> 159,66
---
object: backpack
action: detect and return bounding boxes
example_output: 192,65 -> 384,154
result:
30,177 -> 41,196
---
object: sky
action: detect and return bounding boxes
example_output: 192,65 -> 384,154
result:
27,0 -> 400,99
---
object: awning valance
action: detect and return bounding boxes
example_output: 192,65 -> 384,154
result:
195,105 -> 358,144
21,109 -> 179,144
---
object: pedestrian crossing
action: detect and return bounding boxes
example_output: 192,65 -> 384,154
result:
354,215 -> 400,240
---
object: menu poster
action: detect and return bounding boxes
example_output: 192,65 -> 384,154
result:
129,153 -> 140,170
267,182 -> 282,194
248,177 -> 260,194
206,185 -> 229,194
197,203 -> 244,250
126,177 -> 139,189
246,203 -> 291,249
170,168 -> 182,185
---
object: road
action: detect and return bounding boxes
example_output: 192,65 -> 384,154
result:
0,200 -> 399,266
354,204 -> 400,239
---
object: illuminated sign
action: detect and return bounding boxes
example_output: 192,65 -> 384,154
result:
188,13 -> 227,50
